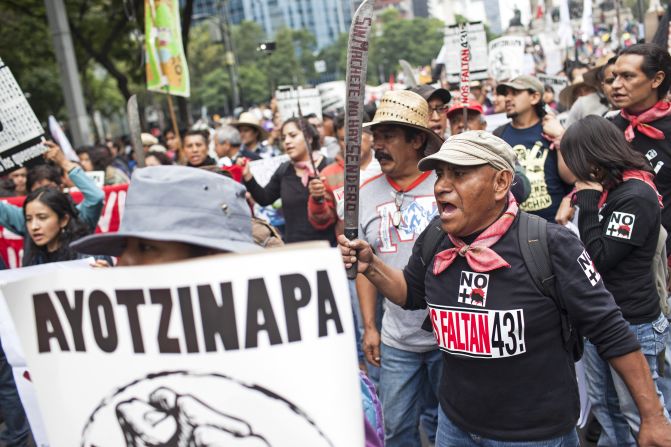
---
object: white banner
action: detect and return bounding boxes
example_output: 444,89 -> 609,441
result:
442,22 -> 488,84
276,87 -> 323,123
488,36 -> 526,81
249,154 -> 290,187
2,244 -> 362,447
537,74 -> 569,98
0,259 -> 95,447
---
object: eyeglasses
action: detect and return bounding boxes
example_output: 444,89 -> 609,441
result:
428,104 -> 449,115
392,191 -> 405,228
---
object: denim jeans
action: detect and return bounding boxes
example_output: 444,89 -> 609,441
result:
582,340 -> 635,446
0,342 -> 30,446
436,406 -> 580,447
609,313 -> 670,437
348,279 -> 365,365
379,343 -> 442,447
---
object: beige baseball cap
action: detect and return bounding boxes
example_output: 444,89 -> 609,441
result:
496,75 -> 544,96
418,130 -> 516,173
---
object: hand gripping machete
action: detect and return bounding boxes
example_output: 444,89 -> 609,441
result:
344,0 -> 375,279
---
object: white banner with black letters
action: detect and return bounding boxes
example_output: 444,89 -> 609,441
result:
2,244 -> 362,447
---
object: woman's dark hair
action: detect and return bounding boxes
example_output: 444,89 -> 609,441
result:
281,117 -> 320,152
618,43 -> 671,99
146,151 -> 174,165
22,187 -> 90,265
561,115 -> 652,191
88,144 -> 113,171
27,164 -> 63,192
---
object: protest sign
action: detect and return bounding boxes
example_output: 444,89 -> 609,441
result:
276,87 -> 323,122
48,116 -> 79,162
145,0 -> 190,97
0,258 -> 94,447
85,170 -> 106,189
441,22 -> 488,84
249,154 -> 289,187
537,74 -> 569,98
488,36 -> 525,81
0,184 -> 128,268
2,243 -> 363,446
0,58 -> 46,175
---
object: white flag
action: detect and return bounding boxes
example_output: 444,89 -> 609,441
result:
48,116 -> 79,162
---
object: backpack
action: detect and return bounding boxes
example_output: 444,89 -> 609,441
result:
419,212 -> 584,361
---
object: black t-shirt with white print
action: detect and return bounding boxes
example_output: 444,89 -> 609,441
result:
611,114 -> 671,252
574,180 -> 661,324
402,213 -> 639,442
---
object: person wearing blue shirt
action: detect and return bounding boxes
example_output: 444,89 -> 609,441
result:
0,141 -> 104,238
494,75 -> 573,223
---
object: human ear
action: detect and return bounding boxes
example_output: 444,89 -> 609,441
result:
652,71 -> 665,90
60,214 -> 70,229
529,91 -> 541,106
413,133 -> 427,152
493,170 -> 513,200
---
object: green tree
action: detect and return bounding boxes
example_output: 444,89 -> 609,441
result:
317,32 -> 349,80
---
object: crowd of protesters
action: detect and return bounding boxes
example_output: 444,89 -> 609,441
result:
1,41 -> 671,447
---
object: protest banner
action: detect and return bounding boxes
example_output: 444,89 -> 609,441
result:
441,22 -> 488,84
0,184 -> 128,268
537,73 -> 569,98
84,170 -> 106,189
2,243 -> 363,446
0,259 -> 95,447
248,154 -> 289,187
0,58 -> 46,175
145,0 -> 190,97
488,36 -> 526,81
276,86 -> 323,122
48,116 -> 79,162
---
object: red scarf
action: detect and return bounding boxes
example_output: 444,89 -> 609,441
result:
294,160 -> 318,187
598,169 -> 663,209
620,101 -> 671,142
433,194 -> 518,275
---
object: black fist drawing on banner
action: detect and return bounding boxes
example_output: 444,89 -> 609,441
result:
116,387 -> 270,447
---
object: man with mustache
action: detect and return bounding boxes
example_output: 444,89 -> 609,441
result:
356,90 -> 443,446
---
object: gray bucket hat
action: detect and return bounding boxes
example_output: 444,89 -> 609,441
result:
71,166 -> 260,256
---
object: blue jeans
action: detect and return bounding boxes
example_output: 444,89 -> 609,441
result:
378,343 -> 442,447
609,313 -> 670,436
436,406 -> 579,447
583,340 -> 635,446
0,342 -> 30,446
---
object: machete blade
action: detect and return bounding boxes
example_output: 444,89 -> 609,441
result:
344,0 -> 375,279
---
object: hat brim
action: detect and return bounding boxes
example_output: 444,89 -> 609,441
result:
559,82 -> 590,109
418,149 -> 490,172
70,230 -> 262,257
428,88 -> 452,104
362,120 -> 444,155
231,122 -> 268,141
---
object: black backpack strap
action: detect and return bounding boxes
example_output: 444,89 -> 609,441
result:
420,216 -> 446,268
518,212 -> 583,360
518,212 -> 555,298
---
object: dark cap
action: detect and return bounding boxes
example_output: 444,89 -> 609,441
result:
409,84 -> 452,104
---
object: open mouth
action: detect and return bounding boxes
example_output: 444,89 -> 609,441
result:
439,201 -> 458,219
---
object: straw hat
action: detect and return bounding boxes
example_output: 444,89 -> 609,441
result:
363,90 -> 444,155
231,112 -> 268,140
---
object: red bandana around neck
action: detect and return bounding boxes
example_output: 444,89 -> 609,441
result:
620,101 -> 671,142
433,194 -> 518,275
598,169 -> 663,209
294,161 -> 317,187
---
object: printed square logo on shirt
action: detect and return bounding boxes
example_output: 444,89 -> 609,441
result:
606,212 -> 635,240
458,271 -> 489,307
577,250 -> 601,286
